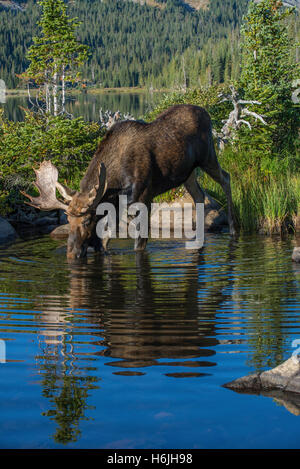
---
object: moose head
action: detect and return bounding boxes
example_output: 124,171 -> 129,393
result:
22,161 -> 107,260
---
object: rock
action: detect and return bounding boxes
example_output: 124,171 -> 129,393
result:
40,224 -> 58,235
293,214 -> 300,232
224,374 -> 262,392
150,202 -> 191,237
203,193 -> 228,231
50,224 -> 70,239
260,356 -> 300,390
204,192 -> 222,211
205,209 -> 228,232
0,217 -> 18,244
150,192 -> 227,236
49,193 -> 227,241
224,357 -> 300,394
50,191 -> 228,239
285,374 -> 300,394
58,210 -> 68,225
35,216 -> 58,227
292,247 -> 300,263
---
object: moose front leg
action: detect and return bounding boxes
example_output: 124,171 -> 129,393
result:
128,185 -> 152,252
89,234 -> 103,252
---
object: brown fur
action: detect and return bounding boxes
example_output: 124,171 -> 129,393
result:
64,104 -> 236,258
86,104 -> 212,199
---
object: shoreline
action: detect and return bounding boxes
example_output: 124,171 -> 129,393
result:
5,86 -> 171,96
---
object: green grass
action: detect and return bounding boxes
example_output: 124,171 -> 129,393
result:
201,148 -> 300,234
154,147 -> 300,235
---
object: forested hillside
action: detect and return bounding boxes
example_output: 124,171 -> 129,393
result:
0,0 -> 297,89
0,0 -> 250,88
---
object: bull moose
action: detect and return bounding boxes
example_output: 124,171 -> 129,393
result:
23,104 -> 236,259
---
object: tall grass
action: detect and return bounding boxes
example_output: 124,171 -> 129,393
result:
202,148 -> 300,234
154,162 -> 300,235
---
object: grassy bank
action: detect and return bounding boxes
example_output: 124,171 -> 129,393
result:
5,86 -> 171,96
202,149 -> 300,234
87,86 -> 170,95
156,157 -> 300,235
5,89 -> 31,96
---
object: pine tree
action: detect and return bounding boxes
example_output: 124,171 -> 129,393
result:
240,0 -> 299,155
21,0 -> 89,115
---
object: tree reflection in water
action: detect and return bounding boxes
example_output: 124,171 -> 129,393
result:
1,234 -> 299,442
32,237 -> 241,444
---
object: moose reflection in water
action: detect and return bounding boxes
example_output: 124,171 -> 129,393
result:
33,239 -> 240,444
1,235 -> 300,445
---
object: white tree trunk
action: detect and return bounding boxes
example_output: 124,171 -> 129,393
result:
53,64 -> 58,116
45,82 -> 50,113
62,65 -> 65,113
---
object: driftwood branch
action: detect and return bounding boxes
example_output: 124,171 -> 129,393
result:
99,108 -> 135,129
215,85 -> 268,150
242,108 -> 268,126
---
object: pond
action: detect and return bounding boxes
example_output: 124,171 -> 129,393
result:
0,233 -> 300,448
1,91 -> 164,122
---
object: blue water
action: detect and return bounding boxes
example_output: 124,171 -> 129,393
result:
0,234 -> 300,448
1,91 -> 163,122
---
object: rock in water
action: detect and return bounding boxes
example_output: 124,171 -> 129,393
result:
204,209 -> 228,232
0,217 -> 18,244
292,247 -> 300,263
50,224 -> 70,239
224,357 -> 300,394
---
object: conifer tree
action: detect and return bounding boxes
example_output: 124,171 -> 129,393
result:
240,0 -> 299,155
21,0 -> 89,115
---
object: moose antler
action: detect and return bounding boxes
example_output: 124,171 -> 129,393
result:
21,161 -> 72,211
22,160 -> 107,217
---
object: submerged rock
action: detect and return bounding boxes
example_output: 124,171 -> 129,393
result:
292,247 -> 300,263
224,357 -> 300,394
0,217 -> 18,244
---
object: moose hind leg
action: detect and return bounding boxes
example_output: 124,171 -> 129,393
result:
221,169 -> 236,235
205,165 -> 236,235
184,170 -> 205,204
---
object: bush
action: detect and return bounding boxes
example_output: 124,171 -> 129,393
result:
145,85 -> 232,131
0,110 -> 103,215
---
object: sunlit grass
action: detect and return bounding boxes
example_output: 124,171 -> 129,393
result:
156,147 -> 300,235
202,148 -> 300,234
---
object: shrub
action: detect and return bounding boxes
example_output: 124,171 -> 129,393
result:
145,85 -> 232,131
0,110 -> 102,215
